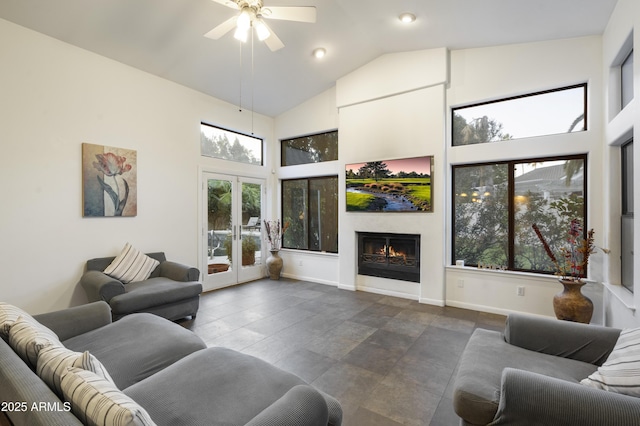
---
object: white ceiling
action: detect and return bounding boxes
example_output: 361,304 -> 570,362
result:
0,0 -> 618,117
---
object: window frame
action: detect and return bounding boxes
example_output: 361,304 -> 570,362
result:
621,49 -> 634,110
621,140 -> 634,292
281,175 -> 339,254
451,83 -> 588,146
451,153 -> 588,275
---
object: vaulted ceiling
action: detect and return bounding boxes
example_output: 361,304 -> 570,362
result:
0,0 -> 618,116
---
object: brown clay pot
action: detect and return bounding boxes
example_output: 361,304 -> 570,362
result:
553,279 -> 593,324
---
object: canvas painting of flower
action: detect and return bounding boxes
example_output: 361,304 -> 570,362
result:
82,143 -> 137,217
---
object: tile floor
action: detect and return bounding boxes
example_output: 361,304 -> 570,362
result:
178,278 -> 506,426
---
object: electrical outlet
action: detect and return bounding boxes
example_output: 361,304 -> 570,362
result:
517,286 -> 525,296
457,279 -> 464,288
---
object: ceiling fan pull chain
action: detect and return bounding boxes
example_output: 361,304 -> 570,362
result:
251,25 -> 255,135
238,41 -> 243,112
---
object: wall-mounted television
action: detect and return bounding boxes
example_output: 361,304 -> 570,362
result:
345,156 -> 433,212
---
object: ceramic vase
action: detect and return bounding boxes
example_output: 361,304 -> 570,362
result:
553,279 -> 593,324
266,250 -> 283,280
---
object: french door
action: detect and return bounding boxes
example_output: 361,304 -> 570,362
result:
201,172 -> 265,291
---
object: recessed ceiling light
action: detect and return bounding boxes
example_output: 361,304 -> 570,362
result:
313,48 -> 326,59
399,13 -> 416,24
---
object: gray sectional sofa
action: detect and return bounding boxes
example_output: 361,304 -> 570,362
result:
453,313 -> 640,425
0,301 -> 342,426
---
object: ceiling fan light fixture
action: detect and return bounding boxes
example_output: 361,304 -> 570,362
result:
234,26 -> 249,42
255,20 -> 271,41
399,13 -> 416,24
236,9 -> 252,31
312,47 -> 326,59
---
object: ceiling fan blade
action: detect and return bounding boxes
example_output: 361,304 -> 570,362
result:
262,6 -> 316,23
204,16 -> 238,40
263,29 -> 285,52
209,0 -> 240,10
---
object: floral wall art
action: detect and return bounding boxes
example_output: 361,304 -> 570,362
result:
82,143 -> 137,217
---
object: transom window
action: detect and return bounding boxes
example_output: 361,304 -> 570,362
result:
281,130 -> 338,166
200,122 -> 263,166
452,84 -> 587,146
452,155 -> 587,275
621,50 -> 634,109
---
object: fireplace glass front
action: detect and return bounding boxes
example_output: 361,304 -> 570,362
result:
357,232 -> 420,283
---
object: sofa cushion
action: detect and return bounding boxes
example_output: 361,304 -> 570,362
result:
581,327 -> 640,396
8,316 -> 61,368
61,367 -> 156,426
124,347 -> 313,426
108,278 -> 202,316
104,243 -> 160,284
0,302 -> 35,339
36,344 -> 114,398
62,312 -> 206,390
453,328 -> 598,425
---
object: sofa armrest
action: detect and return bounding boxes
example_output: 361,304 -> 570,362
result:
504,314 -> 621,365
33,301 -> 112,341
244,385 -> 329,426
490,368 -> 640,426
80,270 -> 125,302
158,261 -> 200,282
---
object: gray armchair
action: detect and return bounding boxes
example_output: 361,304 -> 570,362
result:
80,252 -> 202,321
453,313 -> 640,425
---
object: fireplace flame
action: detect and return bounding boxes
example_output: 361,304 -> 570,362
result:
378,245 -> 407,262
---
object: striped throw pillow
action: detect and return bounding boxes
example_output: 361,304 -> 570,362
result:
61,367 -> 157,426
8,315 -> 61,368
0,302 -> 35,339
581,327 -> 640,396
37,344 -> 114,398
103,243 -> 160,284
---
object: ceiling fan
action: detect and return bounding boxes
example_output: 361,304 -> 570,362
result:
205,0 -> 317,52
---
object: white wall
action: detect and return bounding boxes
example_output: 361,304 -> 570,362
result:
273,87 -> 341,285
0,19 -> 273,314
336,49 -> 447,304
445,36 -> 606,321
601,0 -> 640,328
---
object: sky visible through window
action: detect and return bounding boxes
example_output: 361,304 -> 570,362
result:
455,86 -> 585,141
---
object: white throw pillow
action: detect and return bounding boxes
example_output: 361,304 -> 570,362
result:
61,367 -> 157,426
37,344 -> 114,398
0,302 -> 35,339
581,327 -> 640,396
8,316 -> 61,368
103,243 -> 160,284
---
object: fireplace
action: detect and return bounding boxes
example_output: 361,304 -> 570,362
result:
357,232 -> 420,283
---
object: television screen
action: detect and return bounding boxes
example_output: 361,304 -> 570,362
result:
345,156 -> 433,212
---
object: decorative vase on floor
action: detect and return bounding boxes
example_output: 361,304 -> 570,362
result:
553,279 -> 593,324
266,250 -> 283,280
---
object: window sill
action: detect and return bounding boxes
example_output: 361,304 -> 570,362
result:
602,282 -> 636,311
446,265 -> 561,282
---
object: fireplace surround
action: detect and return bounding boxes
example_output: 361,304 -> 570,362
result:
357,232 -> 421,283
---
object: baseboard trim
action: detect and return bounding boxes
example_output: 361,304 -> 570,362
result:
419,297 -> 446,307
356,285 -> 418,301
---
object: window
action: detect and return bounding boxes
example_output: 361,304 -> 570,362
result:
452,155 -> 587,274
200,123 -> 263,165
621,50 -> 634,109
282,176 -> 338,253
281,130 -> 338,166
622,140 -> 634,292
452,84 -> 587,146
